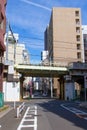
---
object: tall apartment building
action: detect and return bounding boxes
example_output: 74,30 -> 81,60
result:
82,25 -> 87,62
45,7 -> 83,66
0,0 -> 7,92
44,7 -> 83,98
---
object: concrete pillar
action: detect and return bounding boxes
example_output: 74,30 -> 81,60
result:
20,76 -> 24,100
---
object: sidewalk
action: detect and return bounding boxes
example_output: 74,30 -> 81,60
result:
0,106 -> 21,130
0,105 -> 13,118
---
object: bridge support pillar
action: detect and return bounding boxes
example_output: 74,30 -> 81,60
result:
20,76 -> 25,100
50,78 -> 53,98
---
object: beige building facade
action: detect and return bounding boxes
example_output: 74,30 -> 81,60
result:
45,7 -> 83,66
44,7 -> 83,98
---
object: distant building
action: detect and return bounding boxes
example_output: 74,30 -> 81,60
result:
15,44 -> 29,64
4,31 -> 30,64
0,0 -> 7,92
44,26 -> 49,51
41,50 -> 49,66
41,50 -> 49,61
82,25 -> 87,62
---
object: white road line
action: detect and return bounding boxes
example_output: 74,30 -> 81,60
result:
34,106 -> 37,130
17,105 -> 37,130
23,119 -> 34,121
84,117 -> 87,120
21,125 -> 34,127
61,104 -> 87,120
0,125 -> 1,128
17,107 -> 30,130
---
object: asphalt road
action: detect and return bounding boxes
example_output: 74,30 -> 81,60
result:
0,99 -> 87,130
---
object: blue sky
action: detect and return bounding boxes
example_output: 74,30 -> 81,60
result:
6,0 -> 87,63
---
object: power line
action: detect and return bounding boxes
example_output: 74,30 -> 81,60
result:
25,43 -> 82,51
20,35 -> 82,45
30,54 -> 41,57
19,37 -> 80,47
20,35 -> 44,41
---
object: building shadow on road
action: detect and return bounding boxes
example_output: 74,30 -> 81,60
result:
36,99 -> 87,130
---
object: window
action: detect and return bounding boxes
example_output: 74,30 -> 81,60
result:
77,44 -> 80,50
75,11 -> 79,16
77,52 -> 81,59
76,27 -> 80,33
76,19 -> 80,25
76,35 -> 80,41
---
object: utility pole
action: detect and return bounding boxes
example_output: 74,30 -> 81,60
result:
9,22 -> 17,64
6,20 -> 17,64
6,20 -> 9,61
50,77 -> 53,98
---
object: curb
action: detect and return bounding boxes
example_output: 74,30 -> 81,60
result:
0,106 -> 13,118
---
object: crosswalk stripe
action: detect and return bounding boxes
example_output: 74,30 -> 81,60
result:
17,105 -> 37,130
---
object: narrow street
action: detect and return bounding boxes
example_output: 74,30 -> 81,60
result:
0,99 -> 87,130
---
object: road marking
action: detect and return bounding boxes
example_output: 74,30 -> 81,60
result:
17,105 -> 37,130
61,104 -> 87,120
0,125 -> 1,128
34,106 -> 37,130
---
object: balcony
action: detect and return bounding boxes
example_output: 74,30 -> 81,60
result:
0,57 -> 4,64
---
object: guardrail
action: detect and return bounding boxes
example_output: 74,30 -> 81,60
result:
68,62 -> 87,69
17,102 -> 25,118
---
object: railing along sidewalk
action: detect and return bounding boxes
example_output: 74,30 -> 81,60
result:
17,102 -> 25,118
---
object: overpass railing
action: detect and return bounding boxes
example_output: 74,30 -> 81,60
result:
68,62 -> 87,70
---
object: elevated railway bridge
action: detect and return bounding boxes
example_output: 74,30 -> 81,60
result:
14,62 -> 87,100
14,64 -> 68,99
15,64 -> 68,77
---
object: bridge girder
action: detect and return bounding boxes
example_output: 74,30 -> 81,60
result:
15,64 -> 68,77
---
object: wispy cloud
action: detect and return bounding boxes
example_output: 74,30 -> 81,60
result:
20,0 -> 51,11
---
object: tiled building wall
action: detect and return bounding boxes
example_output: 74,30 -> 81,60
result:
0,0 -> 6,91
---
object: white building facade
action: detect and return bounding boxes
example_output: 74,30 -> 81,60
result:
3,31 -> 30,101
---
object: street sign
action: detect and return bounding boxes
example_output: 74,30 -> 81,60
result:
8,65 -> 14,74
